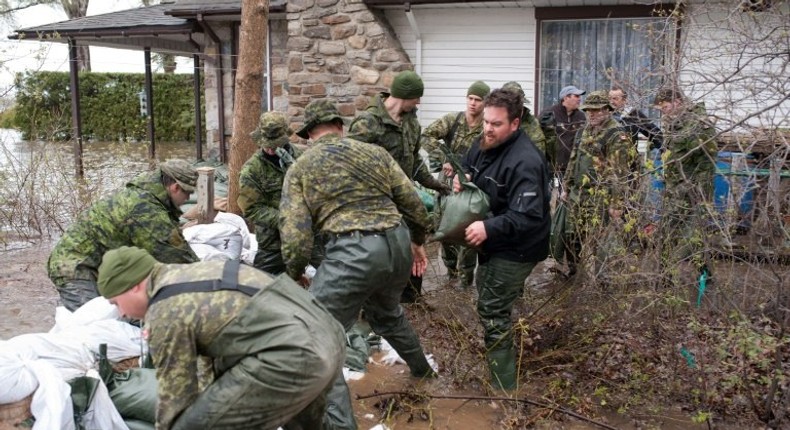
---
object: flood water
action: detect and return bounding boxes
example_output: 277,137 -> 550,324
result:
0,128 -> 203,246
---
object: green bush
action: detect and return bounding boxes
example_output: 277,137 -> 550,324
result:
13,71 -> 204,142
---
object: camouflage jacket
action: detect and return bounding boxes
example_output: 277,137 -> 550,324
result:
280,133 -> 431,280
145,261 -> 343,429
520,106 -> 547,154
237,144 -> 301,251
661,103 -> 717,188
421,111 -> 482,168
347,93 -> 435,187
47,169 -> 197,286
565,118 -> 635,211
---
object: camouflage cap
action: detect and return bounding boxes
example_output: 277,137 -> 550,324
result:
98,246 -> 157,299
250,111 -> 293,149
160,159 -> 198,192
501,81 -> 530,104
295,99 -> 344,139
580,90 -> 613,111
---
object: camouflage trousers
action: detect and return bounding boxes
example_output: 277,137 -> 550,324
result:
441,243 -> 477,285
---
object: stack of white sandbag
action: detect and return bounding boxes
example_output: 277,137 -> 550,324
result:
184,212 -> 256,264
0,297 -> 142,430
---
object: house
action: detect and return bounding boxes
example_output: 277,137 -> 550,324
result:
10,0 -> 789,160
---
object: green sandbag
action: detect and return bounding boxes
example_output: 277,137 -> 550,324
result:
550,202 -> 567,262
430,145 -> 490,246
125,419 -> 156,430
107,368 -> 158,424
432,182 -> 490,245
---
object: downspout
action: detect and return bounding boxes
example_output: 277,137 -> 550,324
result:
405,3 -> 422,122
404,3 -> 421,76
197,14 -> 227,163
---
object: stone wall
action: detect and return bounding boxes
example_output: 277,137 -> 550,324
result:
282,0 -> 414,139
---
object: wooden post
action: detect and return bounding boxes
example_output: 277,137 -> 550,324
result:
196,167 -> 217,224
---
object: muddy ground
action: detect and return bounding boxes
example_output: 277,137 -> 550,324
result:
0,240 -> 778,429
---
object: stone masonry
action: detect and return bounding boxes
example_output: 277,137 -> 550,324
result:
280,0 -> 414,140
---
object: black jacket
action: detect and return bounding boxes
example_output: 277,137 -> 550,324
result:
462,129 -> 551,263
613,108 -> 663,150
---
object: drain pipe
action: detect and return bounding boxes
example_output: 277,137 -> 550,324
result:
404,3 -> 421,76
405,3 -> 422,123
197,14 -> 227,163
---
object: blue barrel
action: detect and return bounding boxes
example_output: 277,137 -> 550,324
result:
714,151 -> 755,228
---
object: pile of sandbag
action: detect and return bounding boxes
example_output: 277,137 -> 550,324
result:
184,211 -> 256,264
0,298 -> 155,430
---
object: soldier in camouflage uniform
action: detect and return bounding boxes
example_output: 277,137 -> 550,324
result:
653,88 -> 717,274
420,80 -> 490,288
238,111 -> 309,275
563,91 -> 636,275
47,159 -> 199,311
348,70 -> 450,302
501,81 -> 547,154
282,99 -> 437,430
97,246 -> 345,430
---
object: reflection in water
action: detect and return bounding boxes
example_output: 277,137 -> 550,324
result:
0,128 -> 205,244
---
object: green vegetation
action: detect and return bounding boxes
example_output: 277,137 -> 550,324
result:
12,71 -> 204,142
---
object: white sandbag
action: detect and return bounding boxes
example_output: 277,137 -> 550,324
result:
0,345 -> 75,430
214,211 -> 251,249
0,344 -> 39,403
52,297 -> 119,330
189,243 -> 232,262
184,222 -> 243,260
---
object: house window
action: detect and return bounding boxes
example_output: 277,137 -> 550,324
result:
537,7 -> 672,113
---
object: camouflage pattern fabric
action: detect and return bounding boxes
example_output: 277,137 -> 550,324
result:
145,261 -> 345,429
279,133 -> 431,280
347,93 -> 437,187
47,168 -> 197,309
238,144 -> 302,274
421,111 -> 482,168
661,102 -> 717,191
520,108 -> 547,154
565,117 -> 635,235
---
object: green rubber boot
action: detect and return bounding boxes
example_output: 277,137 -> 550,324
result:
486,348 -> 517,391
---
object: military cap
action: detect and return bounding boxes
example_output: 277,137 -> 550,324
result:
160,159 -> 198,193
98,246 -> 157,299
559,85 -> 585,99
295,99 -> 344,139
250,111 -> 292,149
653,87 -> 683,105
501,81 -> 530,104
580,90 -> 614,111
390,70 -> 424,100
467,81 -> 490,99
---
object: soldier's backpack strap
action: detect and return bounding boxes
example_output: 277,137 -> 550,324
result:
149,260 -> 259,307
445,111 -> 464,149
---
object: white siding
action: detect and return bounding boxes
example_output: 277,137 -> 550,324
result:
385,7 -> 537,127
680,2 -> 790,131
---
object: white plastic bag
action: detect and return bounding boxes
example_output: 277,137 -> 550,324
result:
184,222 -> 243,260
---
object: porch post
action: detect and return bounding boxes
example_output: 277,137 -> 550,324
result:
68,38 -> 83,179
193,54 -> 203,161
144,47 -> 156,159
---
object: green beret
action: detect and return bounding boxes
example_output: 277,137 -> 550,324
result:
98,246 -> 157,299
160,159 -> 198,193
467,81 -> 490,99
250,111 -> 293,149
390,70 -> 424,100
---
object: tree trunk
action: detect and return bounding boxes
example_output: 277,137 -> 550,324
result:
60,0 -> 91,71
227,0 -> 268,215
